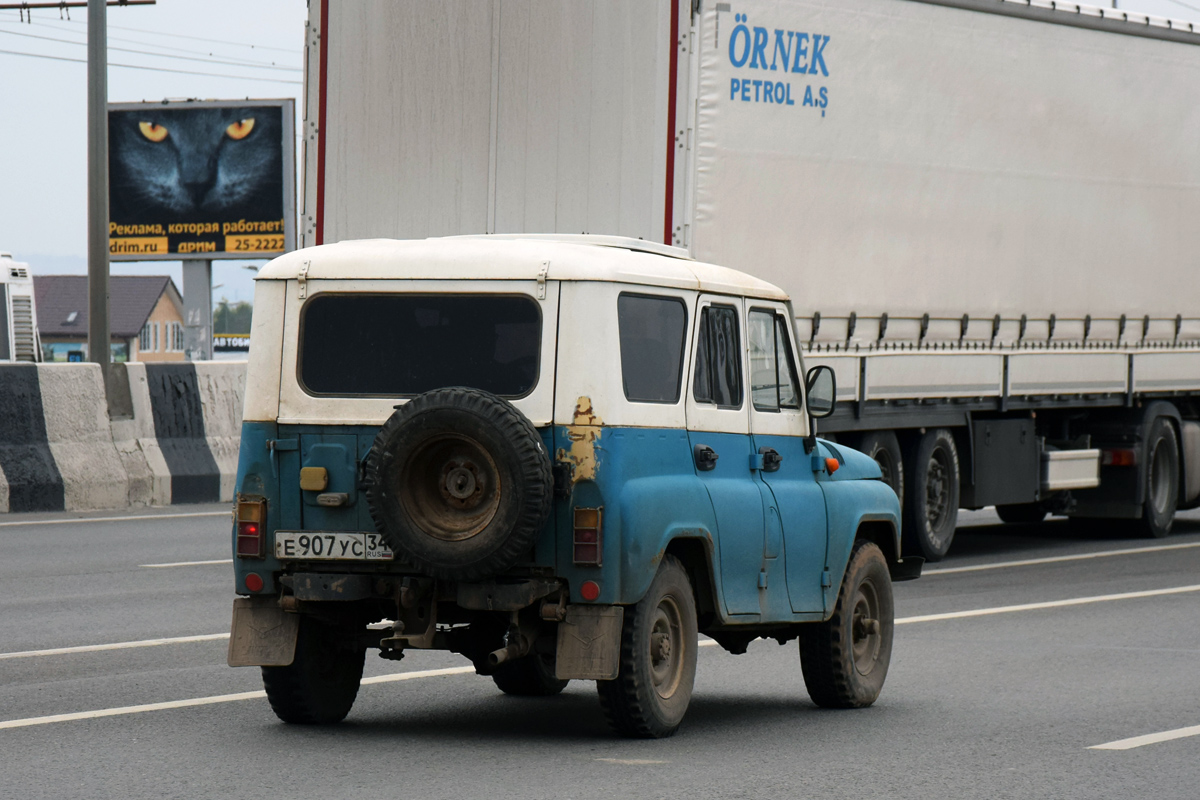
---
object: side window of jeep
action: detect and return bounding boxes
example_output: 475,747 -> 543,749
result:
617,293 -> 689,404
748,309 -> 801,412
692,304 -> 743,409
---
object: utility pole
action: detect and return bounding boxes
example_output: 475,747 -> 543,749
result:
183,260 -> 213,360
87,0 -> 109,382
0,1 -> 159,379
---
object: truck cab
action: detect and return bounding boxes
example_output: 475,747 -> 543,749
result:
229,235 -> 917,737
0,253 -> 40,363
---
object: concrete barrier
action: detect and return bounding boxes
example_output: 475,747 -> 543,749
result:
0,364 -> 65,512
0,364 -> 128,512
39,364 -> 129,510
193,362 -> 246,502
0,361 -> 246,513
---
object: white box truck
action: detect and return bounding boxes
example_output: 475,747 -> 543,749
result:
298,0 -> 1200,560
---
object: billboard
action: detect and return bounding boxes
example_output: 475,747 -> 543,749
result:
108,99 -> 295,260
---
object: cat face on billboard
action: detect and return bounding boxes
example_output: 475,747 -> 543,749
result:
109,105 -> 283,221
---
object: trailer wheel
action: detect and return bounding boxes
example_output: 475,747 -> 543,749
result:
852,431 -> 904,505
901,428 -> 960,562
597,556 -> 698,739
1139,417 -> 1179,539
995,503 -> 1047,525
262,616 -> 365,725
798,541 -> 894,708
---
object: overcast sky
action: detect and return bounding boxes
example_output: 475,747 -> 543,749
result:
1,0 -> 1197,304
0,0 -> 305,303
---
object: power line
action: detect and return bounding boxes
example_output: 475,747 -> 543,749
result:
1163,0 -> 1200,16
0,47 -> 302,84
0,20 -> 301,68
52,14 -> 299,53
0,26 -> 301,70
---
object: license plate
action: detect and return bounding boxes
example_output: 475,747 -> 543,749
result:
274,531 -> 394,561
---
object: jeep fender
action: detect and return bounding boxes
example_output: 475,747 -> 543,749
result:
614,475 -> 725,612
819,478 -> 903,619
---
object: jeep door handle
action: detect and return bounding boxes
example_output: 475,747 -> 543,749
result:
694,443 -> 719,472
758,447 -> 783,472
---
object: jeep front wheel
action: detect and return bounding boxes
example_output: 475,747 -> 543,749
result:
597,556 -> 698,738
798,541 -> 894,708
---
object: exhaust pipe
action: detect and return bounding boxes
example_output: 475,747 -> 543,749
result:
487,630 -> 530,667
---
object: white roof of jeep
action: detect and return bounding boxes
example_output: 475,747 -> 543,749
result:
257,235 -> 789,301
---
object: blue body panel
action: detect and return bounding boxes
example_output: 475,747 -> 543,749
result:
684,430 -> 765,616
751,429 -> 829,614
233,415 -> 900,626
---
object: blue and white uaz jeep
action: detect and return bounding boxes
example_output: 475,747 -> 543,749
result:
228,235 -> 919,738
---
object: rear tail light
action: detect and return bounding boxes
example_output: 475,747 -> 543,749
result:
1101,448 -> 1138,467
236,498 -> 267,558
573,507 -> 603,566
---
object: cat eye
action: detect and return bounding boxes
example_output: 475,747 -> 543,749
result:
226,118 -> 256,141
138,121 -> 169,143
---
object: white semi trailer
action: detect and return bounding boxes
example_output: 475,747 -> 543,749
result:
299,0 -> 1200,560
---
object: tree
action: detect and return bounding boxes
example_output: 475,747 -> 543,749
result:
214,299 -> 253,334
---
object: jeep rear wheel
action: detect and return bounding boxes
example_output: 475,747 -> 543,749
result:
365,388 -> 553,581
597,556 -> 698,739
262,616 -> 365,725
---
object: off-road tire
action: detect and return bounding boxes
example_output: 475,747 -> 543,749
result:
995,503 -> 1047,525
492,652 -> 569,697
597,556 -> 698,739
1138,417 -> 1179,539
364,387 -> 553,581
901,428 -> 960,562
852,430 -> 904,505
261,616 -> 365,724
798,541 -> 894,708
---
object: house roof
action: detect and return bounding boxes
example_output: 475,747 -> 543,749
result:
34,275 -> 183,338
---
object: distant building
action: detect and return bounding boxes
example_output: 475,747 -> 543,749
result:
34,275 -> 186,363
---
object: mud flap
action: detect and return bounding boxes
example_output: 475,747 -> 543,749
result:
555,604 -> 624,681
226,597 -> 299,667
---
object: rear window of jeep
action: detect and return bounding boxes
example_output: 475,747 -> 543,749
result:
300,293 -> 541,397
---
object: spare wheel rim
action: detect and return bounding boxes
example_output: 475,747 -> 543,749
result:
398,433 -> 502,541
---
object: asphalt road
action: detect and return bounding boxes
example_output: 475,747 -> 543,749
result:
1,506 -> 1198,800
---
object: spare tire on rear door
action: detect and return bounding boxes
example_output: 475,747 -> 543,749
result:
364,387 -> 553,581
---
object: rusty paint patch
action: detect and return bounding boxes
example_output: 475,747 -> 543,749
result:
556,396 -> 603,483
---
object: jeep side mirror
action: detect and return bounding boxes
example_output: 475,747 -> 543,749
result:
805,365 -> 836,419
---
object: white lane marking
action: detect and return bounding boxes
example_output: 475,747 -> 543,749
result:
139,559 -> 233,568
1,585 -> 1197,730
6,586 -> 1195,661
0,633 -> 230,661
1090,724 -> 1200,750
896,584 -> 1200,624
0,511 -> 227,528
595,758 -> 667,765
0,666 -> 474,731
925,542 -> 1200,576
